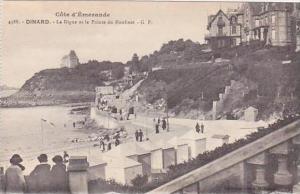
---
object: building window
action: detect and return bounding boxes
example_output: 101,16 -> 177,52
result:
271,15 -> 276,25
272,29 -> 276,40
217,16 -> 225,36
265,16 -> 268,25
218,26 -> 223,35
232,25 -> 237,34
255,19 -> 259,27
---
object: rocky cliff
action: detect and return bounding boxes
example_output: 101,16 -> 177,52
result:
0,61 -> 125,107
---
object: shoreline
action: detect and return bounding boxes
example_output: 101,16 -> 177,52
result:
0,101 -> 93,109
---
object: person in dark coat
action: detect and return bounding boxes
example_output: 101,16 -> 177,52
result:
29,154 -> 51,193
115,138 -> 120,146
135,130 -> 139,141
201,123 -> 205,133
104,134 -> 110,141
162,119 -> 167,130
155,123 -> 159,134
107,142 -> 112,151
138,129 -> 143,142
4,154 -> 26,194
50,155 -> 68,193
99,138 -> 104,149
195,122 -> 200,133
102,142 -> 106,152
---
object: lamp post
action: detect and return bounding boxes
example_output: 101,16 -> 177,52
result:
40,118 -> 45,150
165,88 -> 169,132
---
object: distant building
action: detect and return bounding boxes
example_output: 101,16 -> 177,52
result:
95,86 -> 115,96
206,3 -> 300,50
205,10 -> 242,50
244,106 -> 258,122
95,86 -> 115,107
61,50 -> 79,68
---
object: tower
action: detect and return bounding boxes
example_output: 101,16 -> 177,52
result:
61,50 -> 79,68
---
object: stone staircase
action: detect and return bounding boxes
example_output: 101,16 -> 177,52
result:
147,119 -> 300,194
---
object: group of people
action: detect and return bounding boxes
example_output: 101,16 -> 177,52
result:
195,122 -> 205,133
135,129 -> 144,142
99,130 -> 124,152
3,153 -> 69,194
154,117 -> 168,134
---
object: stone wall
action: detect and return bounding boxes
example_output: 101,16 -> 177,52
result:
212,80 -> 234,120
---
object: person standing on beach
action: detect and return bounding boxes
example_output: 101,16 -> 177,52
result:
107,141 -> 112,151
135,130 -> 139,141
195,122 -> 200,133
4,154 -> 26,194
201,123 -> 205,133
102,142 -> 106,152
115,138 -> 120,146
99,138 -> 104,149
138,129 -> 143,142
155,123 -> 159,134
162,119 -> 167,130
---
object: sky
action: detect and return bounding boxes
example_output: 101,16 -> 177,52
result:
2,1 -> 239,87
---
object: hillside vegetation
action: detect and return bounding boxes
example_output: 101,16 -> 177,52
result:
1,61 -> 125,107
137,41 -> 300,120
129,39 -> 211,71
2,38 -> 300,120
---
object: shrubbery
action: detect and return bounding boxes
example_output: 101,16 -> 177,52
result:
131,175 -> 148,188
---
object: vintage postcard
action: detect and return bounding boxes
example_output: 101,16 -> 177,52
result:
1,1 -> 300,194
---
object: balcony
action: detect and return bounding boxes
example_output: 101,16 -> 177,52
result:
205,32 -> 228,39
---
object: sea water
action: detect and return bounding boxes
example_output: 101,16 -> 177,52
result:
0,106 -> 89,168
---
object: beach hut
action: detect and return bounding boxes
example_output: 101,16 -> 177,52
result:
154,140 -> 176,169
105,142 -> 151,176
244,106 -> 258,122
168,137 -> 190,164
179,130 -> 206,159
103,155 -> 143,185
139,140 -> 163,171
87,155 -> 107,181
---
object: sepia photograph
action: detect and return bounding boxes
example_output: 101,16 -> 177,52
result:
1,1 -> 300,193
